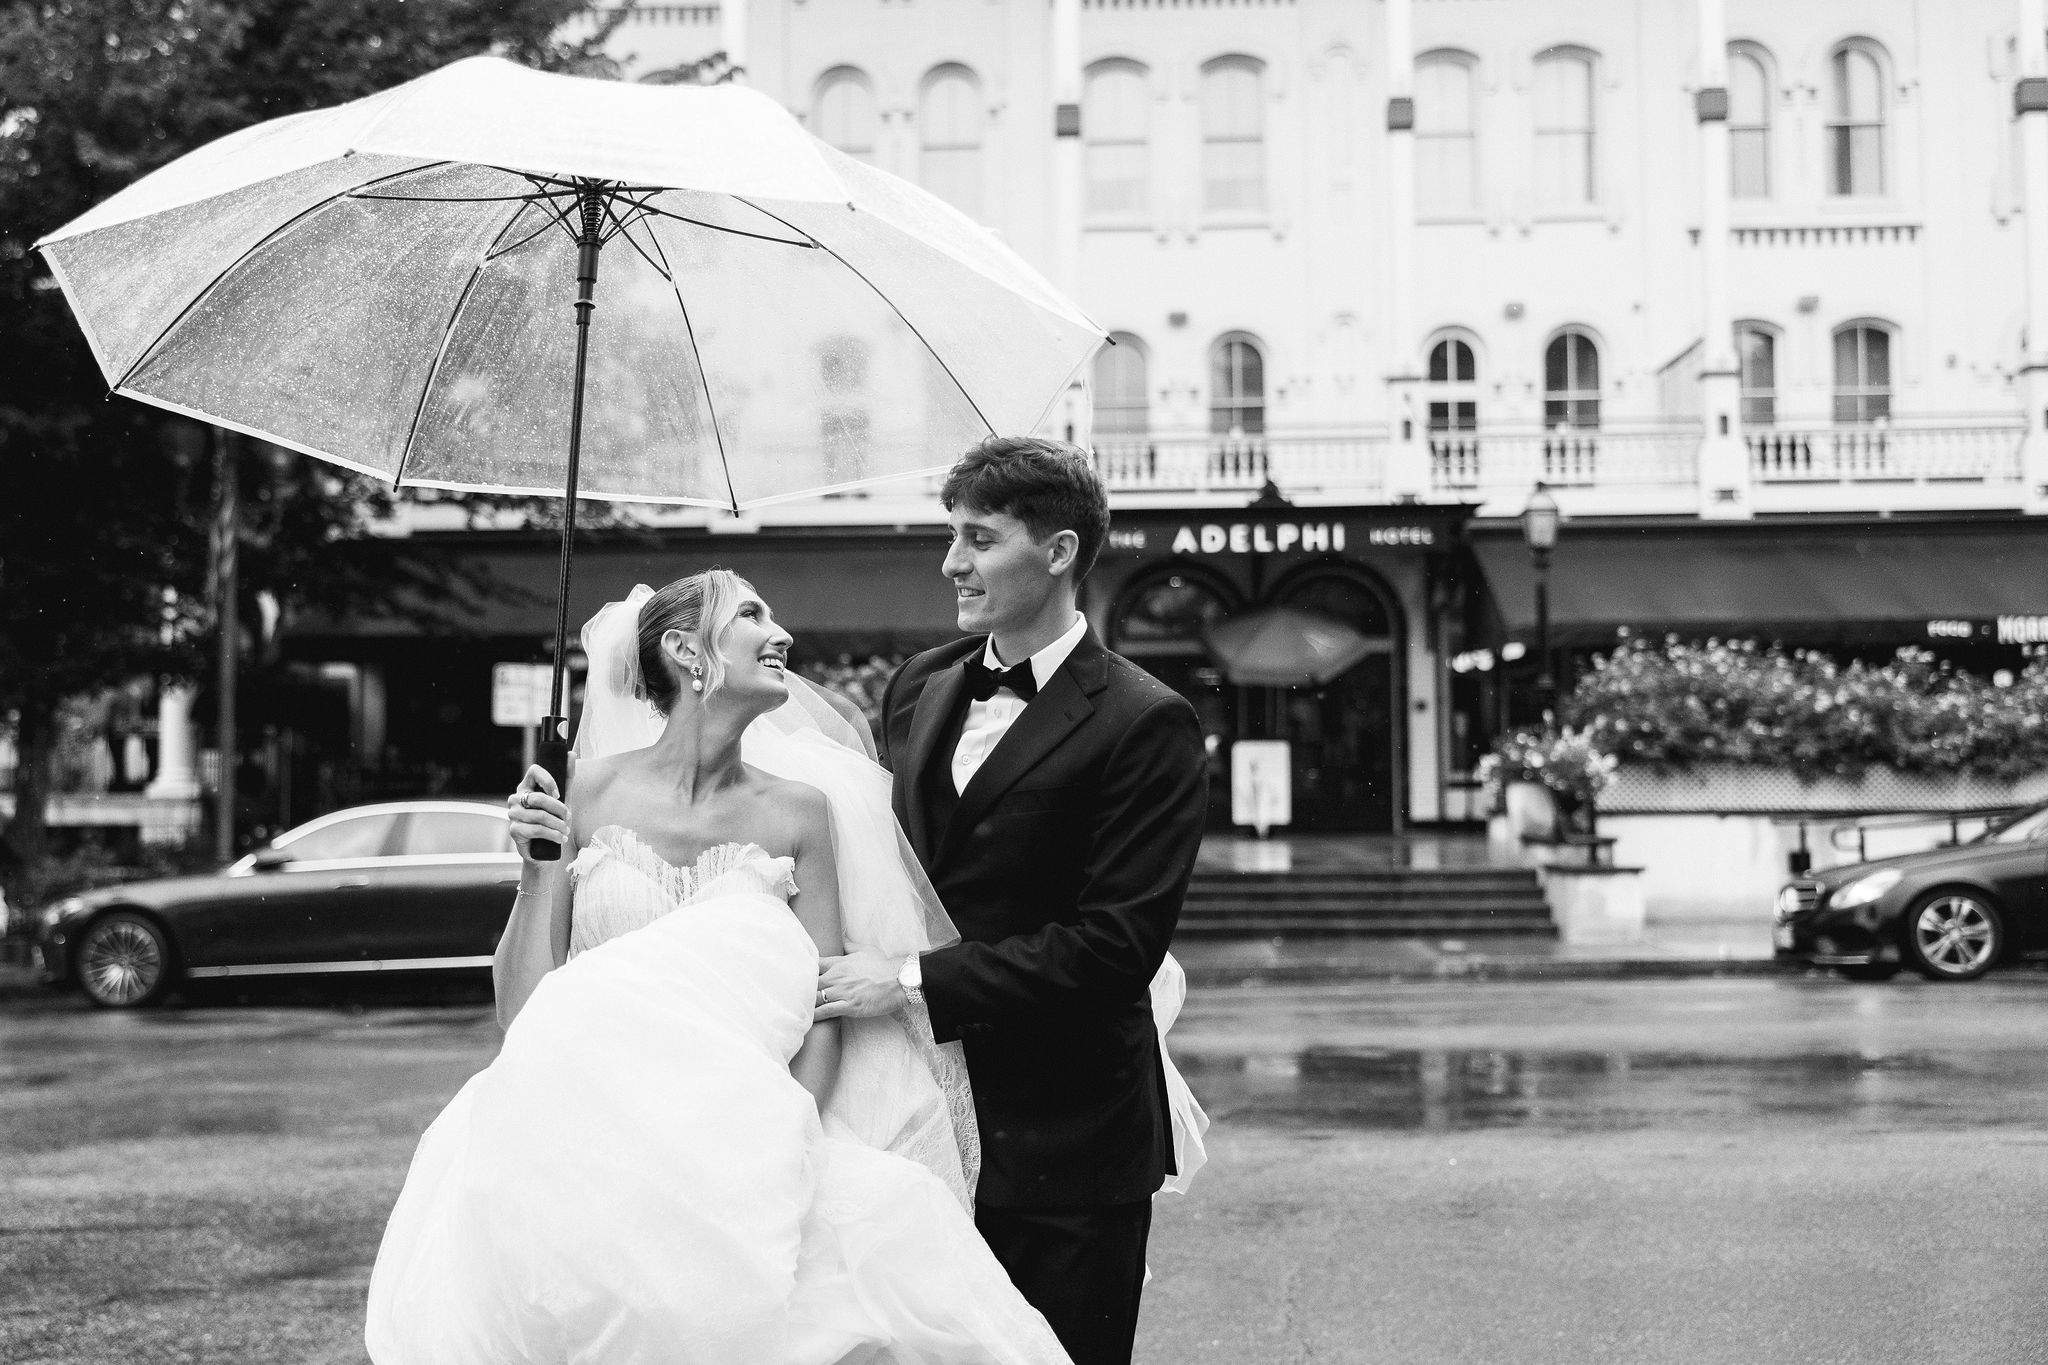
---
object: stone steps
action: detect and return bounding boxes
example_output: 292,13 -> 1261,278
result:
1179,866 -> 1554,937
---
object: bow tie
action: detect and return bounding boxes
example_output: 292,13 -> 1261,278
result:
964,656 -> 1038,702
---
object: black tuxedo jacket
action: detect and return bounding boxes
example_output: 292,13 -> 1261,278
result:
879,630 -> 1208,1208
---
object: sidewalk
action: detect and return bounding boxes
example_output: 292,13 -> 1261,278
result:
1172,921 -> 1783,986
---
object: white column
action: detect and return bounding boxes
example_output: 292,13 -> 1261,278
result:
720,0 -> 749,83
1051,0 -> 1087,444
2018,0 -> 2048,512
145,683 -> 201,801
1382,0 -> 1430,500
1694,0 -> 1752,518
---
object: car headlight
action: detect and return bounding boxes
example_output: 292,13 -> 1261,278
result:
1832,869 -> 1902,909
40,897 -> 86,931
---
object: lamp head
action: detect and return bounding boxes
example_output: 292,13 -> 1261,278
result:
1521,483 -> 1561,552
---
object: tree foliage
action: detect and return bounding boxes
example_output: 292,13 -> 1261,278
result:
0,0 -> 618,876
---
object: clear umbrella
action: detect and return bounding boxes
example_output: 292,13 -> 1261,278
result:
37,56 -> 1105,853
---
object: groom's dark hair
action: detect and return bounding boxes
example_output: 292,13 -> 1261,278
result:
941,436 -> 1111,582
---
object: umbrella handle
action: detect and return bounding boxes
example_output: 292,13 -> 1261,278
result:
526,717 -> 572,861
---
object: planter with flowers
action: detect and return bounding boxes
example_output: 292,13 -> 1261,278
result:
1479,726 -> 1620,844
1534,638 -> 2048,925
1563,637 -> 2048,813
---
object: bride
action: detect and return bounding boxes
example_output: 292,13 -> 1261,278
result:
364,570 -> 1075,1365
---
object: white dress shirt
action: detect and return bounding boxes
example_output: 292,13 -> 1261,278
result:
950,612 -> 1088,795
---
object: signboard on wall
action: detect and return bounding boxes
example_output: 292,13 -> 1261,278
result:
1231,740 -> 1293,834
491,663 -> 554,728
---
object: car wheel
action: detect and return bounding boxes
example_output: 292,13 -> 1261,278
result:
1837,962 -> 1902,982
1901,891 -> 2003,982
76,912 -> 176,1008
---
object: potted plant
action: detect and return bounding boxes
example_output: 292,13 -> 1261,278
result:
1477,730 -> 1557,840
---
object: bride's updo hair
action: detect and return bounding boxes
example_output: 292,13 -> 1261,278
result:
635,568 -> 754,713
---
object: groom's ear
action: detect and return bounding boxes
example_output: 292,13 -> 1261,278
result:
1044,529 -> 1081,579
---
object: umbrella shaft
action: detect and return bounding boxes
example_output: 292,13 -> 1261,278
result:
546,191 -> 607,722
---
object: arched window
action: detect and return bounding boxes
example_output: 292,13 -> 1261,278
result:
1543,329 -> 1600,429
1828,41 -> 1887,197
1833,323 -> 1892,423
1416,51 -> 1479,216
1112,569 -> 1235,656
1728,43 -> 1772,199
1209,333 -> 1265,435
1201,57 -> 1265,214
1736,323 -> 1777,426
1425,333 -> 1479,432
919,66 -> 984,217
813,68 -> 877,161
1426,332 -> 1482,487
1085,60 -> 1150,218
1093,333 -> 1149,437
1533,48 -> 1597,207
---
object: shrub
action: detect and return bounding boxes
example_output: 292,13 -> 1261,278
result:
1558,635 -> 2048,781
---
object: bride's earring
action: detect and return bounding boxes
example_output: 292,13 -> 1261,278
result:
689,663 -> 704,693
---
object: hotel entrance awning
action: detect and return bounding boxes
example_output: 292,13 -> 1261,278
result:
1471,521 -> 2048,647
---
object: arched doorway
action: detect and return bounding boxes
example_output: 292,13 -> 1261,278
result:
1109,564 -> 1241,827
1263,565 -> 1400,831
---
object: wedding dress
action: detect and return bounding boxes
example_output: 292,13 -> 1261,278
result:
364,587 -> 1205,1364
364,821 -> 1070,1365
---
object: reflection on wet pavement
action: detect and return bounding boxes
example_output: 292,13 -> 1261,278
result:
1182,1044 -> 2048,1132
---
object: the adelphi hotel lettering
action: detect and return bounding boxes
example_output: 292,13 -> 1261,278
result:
1167,521 -> 1435,555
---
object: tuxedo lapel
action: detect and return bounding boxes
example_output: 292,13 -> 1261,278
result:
901,658 -> 970,867
944,636 -> 1111,856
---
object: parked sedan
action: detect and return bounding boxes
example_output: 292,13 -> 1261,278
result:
39,800 -> 521,1007
1774,803 -> 2048,981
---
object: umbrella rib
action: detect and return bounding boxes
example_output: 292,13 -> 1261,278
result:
601,198 -> 674,282
110,160 -> 458,394
637,201 -> 819,250
484,212 -> 561,263
348,190 -> 571,204
392,198 -> 538,489
641,222 -> 739,513
734,197 -> 996,436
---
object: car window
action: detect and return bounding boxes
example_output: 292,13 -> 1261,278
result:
400,812 -> 512,857
1983,807 -> 2048,845
279,812 -> 402,862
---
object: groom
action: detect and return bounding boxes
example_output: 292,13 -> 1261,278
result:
818,436 -> 1209,1365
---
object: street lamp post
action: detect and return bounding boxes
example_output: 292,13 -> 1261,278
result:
1521,483 -> 1560,720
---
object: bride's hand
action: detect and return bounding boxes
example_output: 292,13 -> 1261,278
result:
508,766 -> 570,863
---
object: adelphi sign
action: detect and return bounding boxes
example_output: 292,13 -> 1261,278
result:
1156,521 -> 1437,556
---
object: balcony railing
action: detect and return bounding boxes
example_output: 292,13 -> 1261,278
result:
1747,417 -> 2024,485
1092,430 -> 1388,498
1082,417 -> 2032,516
1428,425 -> 1699,495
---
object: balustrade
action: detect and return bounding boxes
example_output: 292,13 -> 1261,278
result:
1089,419 -> 2026,512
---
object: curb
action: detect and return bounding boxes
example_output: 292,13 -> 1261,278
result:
1183,956 -> 1792,987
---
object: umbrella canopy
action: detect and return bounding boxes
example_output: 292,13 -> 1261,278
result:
36,56 -> 1104,510
1203,606 -> 1377,688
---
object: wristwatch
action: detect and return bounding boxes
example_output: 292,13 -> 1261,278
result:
896,953 -> 924,1007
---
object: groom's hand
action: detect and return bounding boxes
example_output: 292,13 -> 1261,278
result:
815,952 -> 905,1020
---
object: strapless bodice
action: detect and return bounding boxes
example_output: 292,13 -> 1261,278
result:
567,827 -> 797,958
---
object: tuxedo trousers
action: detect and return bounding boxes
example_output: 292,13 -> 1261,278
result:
975,1200 -> 1153,1365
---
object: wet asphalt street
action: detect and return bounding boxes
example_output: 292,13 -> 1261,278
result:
3,970 -> 2046,1365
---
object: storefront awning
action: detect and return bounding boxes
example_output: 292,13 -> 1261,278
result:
1472,521 -> 2048,646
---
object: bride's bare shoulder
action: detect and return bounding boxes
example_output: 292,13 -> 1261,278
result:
745,769 -> 830,839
